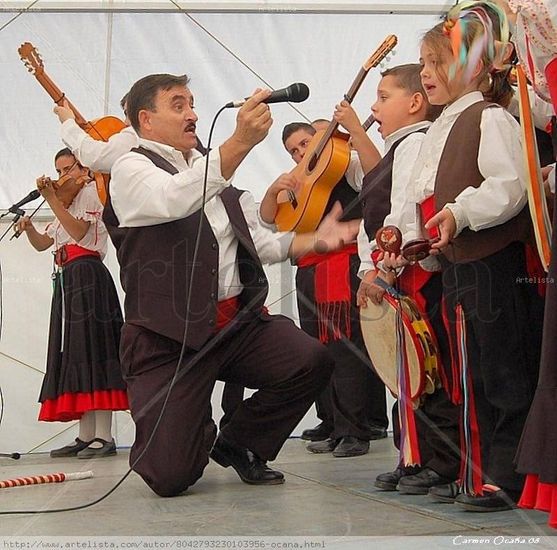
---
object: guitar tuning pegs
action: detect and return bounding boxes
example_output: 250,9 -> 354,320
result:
385,56 -> 391,63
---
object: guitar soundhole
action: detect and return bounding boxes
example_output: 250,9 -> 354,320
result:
287,190 -> 298,209
308,154 -> 317,172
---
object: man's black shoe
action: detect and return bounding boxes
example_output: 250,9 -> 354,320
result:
428,481 -> 462,503
375,465 -> 422,491
369,425 -> 388,440
306,437 -> 339,454
301,422 -> 332,442
332,436 -> 369,457
210,435 -> 285,485
455,489 -> 517,512
397,467 -> 453,495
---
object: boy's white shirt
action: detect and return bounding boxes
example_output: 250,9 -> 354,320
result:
357,121 -> 431,278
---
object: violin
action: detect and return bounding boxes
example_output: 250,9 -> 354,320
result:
18,42 -> 126,205
11,174 -> 88,240
37,173 -> 88,209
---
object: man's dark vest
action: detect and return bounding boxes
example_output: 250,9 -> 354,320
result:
359,129 -> 428,239
435,101 -> 531,263
103,146 -> 268,349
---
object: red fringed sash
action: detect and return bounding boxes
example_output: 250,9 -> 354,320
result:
297,243 -> 357,343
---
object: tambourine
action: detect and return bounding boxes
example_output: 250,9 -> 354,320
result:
360,278 -> 439,407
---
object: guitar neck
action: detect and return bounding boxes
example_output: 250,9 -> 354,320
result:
35,71 -> 89,129
362,113 -> 376,132
344,67 -> 369,104
314,66 -> 370,158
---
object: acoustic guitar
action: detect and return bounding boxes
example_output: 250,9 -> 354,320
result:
275,35 -> 397,233
18,42 -> 126,205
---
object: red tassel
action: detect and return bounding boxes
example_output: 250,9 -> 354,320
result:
441,297 -> 461,405
455,303 -> 483,496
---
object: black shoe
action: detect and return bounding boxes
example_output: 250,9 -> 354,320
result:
375,465 -> 422,491
428,481 -> 462,503
397,467 -> 454,495
332,436 -> 369,457
210,435 -> 285,485
455,489 -> 518,512
301,422 -> 332,442
50,438 -> 93,458
306,437 -> 339,454
77,438 -> 117,459
369,425 -> 388,440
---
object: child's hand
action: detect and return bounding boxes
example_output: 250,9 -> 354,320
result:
357,270 -> 379,308
542,165 -> 555,199
333,101 -> 362,135
381,251 -> 408,270
357,269 -> 395,307
266,173 -> 299,198
425,208 -> 456,253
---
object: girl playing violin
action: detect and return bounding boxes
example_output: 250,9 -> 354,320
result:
16,148 -> 128,459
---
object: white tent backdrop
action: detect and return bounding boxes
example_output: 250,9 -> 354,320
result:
0,3 -> 444,453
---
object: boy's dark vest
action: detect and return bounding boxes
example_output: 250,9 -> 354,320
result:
103,146 -> 268,349
360,129 -> 427,239
323,175 -> 362,223
435,101 -> 531,263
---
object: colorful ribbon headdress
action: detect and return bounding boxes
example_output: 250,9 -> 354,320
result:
444,1 -> 511,82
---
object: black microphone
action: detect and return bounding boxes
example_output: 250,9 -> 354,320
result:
225,83 -> 310,109
8,189 -> 40,214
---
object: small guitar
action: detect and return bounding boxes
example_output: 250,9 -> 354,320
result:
275,35 -> 397,233
18,42 -> 126,204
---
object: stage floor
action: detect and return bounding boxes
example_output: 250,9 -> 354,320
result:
0,437 -> 553,543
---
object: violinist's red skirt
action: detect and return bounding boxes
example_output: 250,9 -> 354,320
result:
38,253 -> 128,421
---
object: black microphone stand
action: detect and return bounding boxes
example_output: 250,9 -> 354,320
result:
0,199 -> 46,243
0,207 -> 26,243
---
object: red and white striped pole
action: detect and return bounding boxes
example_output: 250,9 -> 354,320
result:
0,471 -> 93,489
